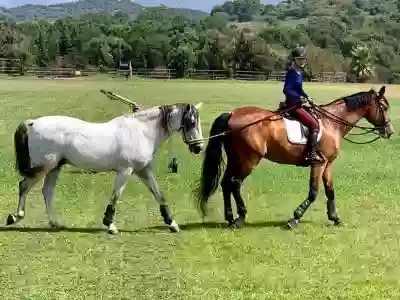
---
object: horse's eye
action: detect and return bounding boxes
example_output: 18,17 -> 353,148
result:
185,115 -> 196,127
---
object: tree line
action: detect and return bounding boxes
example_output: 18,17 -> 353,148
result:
1,0 -> 400,83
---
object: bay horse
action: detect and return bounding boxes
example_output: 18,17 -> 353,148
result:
195,86 -> 393,229
6,102 -> 204,234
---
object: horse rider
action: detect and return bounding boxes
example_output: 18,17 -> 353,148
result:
283,46 -> 324,163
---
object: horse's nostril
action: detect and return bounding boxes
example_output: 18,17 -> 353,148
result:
190,144 -> 203,154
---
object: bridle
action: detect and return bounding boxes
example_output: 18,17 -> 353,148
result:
179,104 -> 200,145
308,93 -> 390,144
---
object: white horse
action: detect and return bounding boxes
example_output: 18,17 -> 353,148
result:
6,102 -> 204,233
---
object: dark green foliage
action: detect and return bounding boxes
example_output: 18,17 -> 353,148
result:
1,0 -> 399,81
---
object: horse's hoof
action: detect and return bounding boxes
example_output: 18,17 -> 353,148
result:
6,214 -> 16,225
228,221 -> 237,230
333,220 -> 342,227
108,223 -> 119,234
169,220 -> 180,233
233,217 -> 245,229
49,220 -> 65,229
286,218 -> 299,229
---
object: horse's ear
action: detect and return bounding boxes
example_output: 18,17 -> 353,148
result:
378,85 -> 386,97
194,102 -> 203,110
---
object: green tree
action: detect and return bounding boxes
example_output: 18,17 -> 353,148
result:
349,44 -> 374,83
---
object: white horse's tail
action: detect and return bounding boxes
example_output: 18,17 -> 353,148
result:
14,120 -> 43,178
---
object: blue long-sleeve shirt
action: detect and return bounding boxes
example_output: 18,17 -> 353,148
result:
283,69 -> 308,105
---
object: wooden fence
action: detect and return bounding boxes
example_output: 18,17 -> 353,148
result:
0,66 -> 348,83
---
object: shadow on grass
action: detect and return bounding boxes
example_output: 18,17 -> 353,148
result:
67,170 -> 99,174
66,169 -> 175,175
0,220 -> 314,234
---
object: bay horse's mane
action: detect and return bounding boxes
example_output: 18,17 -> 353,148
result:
321,90 -> 375,111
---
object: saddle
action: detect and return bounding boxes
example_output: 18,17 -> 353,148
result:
277,101 -> 323,145
277,101 -> 317,120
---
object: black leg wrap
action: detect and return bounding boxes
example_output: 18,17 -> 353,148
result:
324,184 -> 339,221
103,204 -> 115,227
325,187 -> 334,201
327,199 -> 340,222
160,205 -> 172,225
294,199 -> 311,219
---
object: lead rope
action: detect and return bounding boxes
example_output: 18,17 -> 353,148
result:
187,104 -> 297,145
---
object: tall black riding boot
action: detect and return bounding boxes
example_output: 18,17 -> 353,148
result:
306,131 -> 324,163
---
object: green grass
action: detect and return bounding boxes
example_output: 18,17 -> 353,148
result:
1,78 -> 400,299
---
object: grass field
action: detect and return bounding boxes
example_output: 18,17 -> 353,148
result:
1,77 -> 400,299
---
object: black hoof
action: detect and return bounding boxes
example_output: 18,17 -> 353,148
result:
227,219 -> 236,229
228,217 -> 245,229
228,222 -> 237,229
234,217 -> 246,229
49,220 -> 65,229
286,218 -> 299,229
168,226 -> 179,233
333,219 -> 342,227
6,214 -> 15,225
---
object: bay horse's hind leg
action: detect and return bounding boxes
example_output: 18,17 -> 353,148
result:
221,167 -> 234,226
287,164 -> 324,229
224,155 -> 261,229
322,162 -> 341,226
230,178 -> 248,229
6,175 -> 42,225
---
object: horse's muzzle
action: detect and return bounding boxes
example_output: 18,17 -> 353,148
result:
380,123 -> 394,139
189,143 -> 203,154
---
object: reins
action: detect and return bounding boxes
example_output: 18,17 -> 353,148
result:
187,97 -> 386,145
308,100 -> 386,144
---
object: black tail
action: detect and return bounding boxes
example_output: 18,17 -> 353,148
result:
195,112 -> 231,217
14,121 -> 38,178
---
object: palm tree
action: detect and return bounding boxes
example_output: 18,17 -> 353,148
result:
350,44 -> 374,83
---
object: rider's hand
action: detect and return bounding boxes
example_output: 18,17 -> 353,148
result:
307,97 -> 315,105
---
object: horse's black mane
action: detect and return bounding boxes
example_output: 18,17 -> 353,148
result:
343,90 -> 375,110
159,103 -> 191,133
322,90 -> 374,111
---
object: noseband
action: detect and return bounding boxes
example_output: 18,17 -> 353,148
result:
178,105 -> 199,145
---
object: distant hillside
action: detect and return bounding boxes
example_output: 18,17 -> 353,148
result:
0,0 -> 208,21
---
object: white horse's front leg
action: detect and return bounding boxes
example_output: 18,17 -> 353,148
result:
137,166 -> 180,232
103,168 -> 132,234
